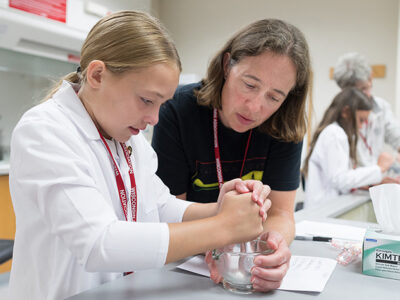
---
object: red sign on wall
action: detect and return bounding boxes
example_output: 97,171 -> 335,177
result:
9,0 -> 67,23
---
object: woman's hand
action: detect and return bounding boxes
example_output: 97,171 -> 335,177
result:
205,250 -> 223,283
206,230 -> 291,292
250,231 -> 291,292
380,176 -> 400,184
377,152 -> 394,173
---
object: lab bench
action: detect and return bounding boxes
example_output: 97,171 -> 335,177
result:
295,190 -> 374,223
66,218 -> 397,300
67,192 -> 391,299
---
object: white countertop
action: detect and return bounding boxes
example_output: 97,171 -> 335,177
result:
294,190 -> 371,222
67,218 -> 398,300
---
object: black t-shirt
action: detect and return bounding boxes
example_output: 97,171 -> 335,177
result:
152,82 -> 302,203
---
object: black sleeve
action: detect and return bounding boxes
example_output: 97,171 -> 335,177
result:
152,101 -> 190,196
262,140 -> 303,191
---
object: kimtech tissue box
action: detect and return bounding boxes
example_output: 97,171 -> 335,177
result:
362,229 -> 400,280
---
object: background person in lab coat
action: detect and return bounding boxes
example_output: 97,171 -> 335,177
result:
8,11 -> 271,300
302,87 -> 393,209
334,52 -> 400,183
152,19 -> 312,291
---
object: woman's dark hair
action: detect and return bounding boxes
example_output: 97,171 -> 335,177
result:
195,18 -> 311,143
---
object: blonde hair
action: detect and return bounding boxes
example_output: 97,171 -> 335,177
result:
195,19 -> 311,143
43,10 -> 181,100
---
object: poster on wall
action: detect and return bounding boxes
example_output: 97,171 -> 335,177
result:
9,0 -> 66,23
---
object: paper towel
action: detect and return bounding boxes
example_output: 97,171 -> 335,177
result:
369,184 -> 400,234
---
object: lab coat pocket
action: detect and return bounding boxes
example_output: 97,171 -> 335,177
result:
138,188 -> 160,222
141,203 -> 159,222
144,201 -> 158,213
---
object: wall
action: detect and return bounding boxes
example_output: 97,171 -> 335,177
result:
67,0 -> 156,32
397,2 -> 400,118
158,0 -> 399,132
0,0 -> 159,156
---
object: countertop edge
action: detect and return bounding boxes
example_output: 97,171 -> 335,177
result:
294,191 -> 371,222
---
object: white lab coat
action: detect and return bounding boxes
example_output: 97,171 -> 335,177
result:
357,96 -> 400,166
8,81 -> 192,300
304,122 -> 382,210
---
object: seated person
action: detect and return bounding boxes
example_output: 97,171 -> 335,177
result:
302,88 -> 393,209
334,52 -> 400,183
152,18 -> 312,291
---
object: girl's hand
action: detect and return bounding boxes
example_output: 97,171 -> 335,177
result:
217,179 -> 271,221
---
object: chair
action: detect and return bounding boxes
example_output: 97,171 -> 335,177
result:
294,173 -> 306,211
0,239 -> 14,264
295,201 -> 304,211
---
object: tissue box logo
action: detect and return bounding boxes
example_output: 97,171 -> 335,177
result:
363,229 -> 400,280
364,184 -> 400,280
375,249 -> 400,265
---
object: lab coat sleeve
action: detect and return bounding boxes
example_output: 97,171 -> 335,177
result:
88,176 -> 193,271
317,127 -> 382,193
11,118 -> 174,272
85,220 -> 170,271
150,174 -> 194,223
381,100 -> 400,151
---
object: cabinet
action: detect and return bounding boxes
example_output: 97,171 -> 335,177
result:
0,175 -> 15,273
336,200 -> 377,223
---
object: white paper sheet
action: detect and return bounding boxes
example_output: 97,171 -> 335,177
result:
177,255 -> 337,293
278,256 -> 337,292
296,220 -> 366,242
177,255 -> 210,277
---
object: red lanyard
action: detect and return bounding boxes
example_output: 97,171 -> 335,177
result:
98,129 -> 137,222
213,108 -> 252,189
359,120 -> 372,156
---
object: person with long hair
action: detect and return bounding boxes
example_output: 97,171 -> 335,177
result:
8,11 -> 271,300
334,52 -> 400,180
302,87 -> 393,209
152,18 -> 311,291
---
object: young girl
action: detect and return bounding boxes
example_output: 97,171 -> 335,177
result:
303,87 -> 393,209
8,11 -> 270,300
334,52 -> 400,174
152,19 -> 312,291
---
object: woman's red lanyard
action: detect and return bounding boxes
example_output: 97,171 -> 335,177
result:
213,108 -> 252,189
97,129 -> 138,222
359,120 -> 373,156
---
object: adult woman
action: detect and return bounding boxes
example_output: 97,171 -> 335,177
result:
152,19 -> 311,291
8,11 -> 270,300
302,88 -> 393,209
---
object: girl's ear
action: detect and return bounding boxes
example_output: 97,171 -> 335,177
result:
341,105 -> 350,119
86,60 -> 107,89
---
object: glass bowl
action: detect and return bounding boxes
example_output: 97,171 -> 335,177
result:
212,239 -> 274,294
